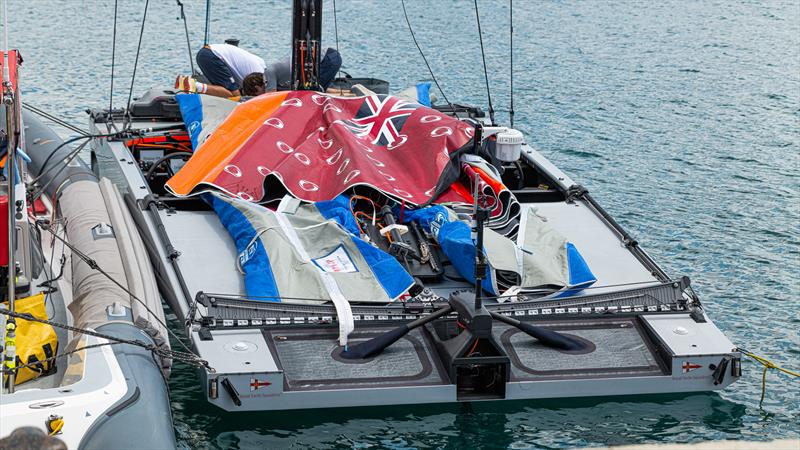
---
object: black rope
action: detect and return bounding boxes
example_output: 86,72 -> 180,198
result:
38,223 -> 204,362
109,0 -> 118,129
0,307 -> 211,371
176,0 -> 195,76
125,0 -> 150,130
22,104 -> 88,137
400,0 -> 454,111
509,0 -> 515,128
203,0 -> 211,46
332,0 -> 342,81
29,129 -> 123,183
473,0 -> 495,125
30,140 -> 91,199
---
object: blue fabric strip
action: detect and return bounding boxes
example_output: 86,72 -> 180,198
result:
317,195 -> 414,299
176,93 -> 203,150
209,195 -> 281,301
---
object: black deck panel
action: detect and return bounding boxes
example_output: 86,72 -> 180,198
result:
494,318 -> 666,381
264,326 -> 450,391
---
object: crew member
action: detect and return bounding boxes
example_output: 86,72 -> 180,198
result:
176,43 -> 266,98
176,44 -> 342,98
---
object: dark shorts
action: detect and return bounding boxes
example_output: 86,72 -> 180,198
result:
196,47 -> 239,91
319,48 -> 342,91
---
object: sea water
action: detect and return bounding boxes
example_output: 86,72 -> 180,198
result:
10,0 -> 798,448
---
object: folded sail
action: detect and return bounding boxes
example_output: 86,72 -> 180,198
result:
168,91 -> 474,205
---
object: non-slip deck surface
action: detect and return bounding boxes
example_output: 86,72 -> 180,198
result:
266,327 -> 448,391
493,319 -> 665,380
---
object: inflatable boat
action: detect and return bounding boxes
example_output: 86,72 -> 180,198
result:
0,49 -> 175,449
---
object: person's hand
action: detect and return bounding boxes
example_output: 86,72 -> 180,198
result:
175,75 -> 198,93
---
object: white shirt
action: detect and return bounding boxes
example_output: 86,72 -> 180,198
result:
209,44 -> 266,86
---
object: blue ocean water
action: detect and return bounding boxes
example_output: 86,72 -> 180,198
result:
8,0 -> 799,448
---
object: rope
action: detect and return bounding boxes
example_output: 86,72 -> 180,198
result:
22,104 -> 89,137
176,0 -> 195,76
332,0 -> 342,81
109,0 -> 118,129
124,0 -> 150,130
29,140 -> 91,200
473,0 -> 495,125
509,0 -> 514,128
400,0 -> 455,112
0,307 -> 211,372
203,0 -> 211,46
38,221 -> 205,363
738,348 -> 799,407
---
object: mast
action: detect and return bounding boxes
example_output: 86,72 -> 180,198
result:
1,0 -> 18,393
290,0 -> 322,91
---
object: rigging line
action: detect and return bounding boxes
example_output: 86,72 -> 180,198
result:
203,0 -> 211,46
40,222 -> 205,361
124,0 -> 150,131
108,0 -> 118,130
400,0 -> 455,112
0,308 -> 212,371
509,0 -> 514,127
30,140 -> 91,200
29,130 -> 121,182
23,104 -> 89,136
473,0 -> 495,125
332,0 -> 342,81
176,0 -> 195,76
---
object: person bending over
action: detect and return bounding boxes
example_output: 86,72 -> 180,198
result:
176,44 -> 342,98
176,43 -> 265,98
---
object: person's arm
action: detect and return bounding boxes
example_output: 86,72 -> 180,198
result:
175,75 -> 240,98
204,84 -> 240,98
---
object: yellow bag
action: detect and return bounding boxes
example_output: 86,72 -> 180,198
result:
2,293 -> 59,385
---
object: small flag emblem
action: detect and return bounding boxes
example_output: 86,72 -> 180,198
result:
249,378 -> 271,391
682,362 -> 702,373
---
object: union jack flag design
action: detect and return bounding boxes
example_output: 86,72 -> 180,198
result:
343,95 -> 420,147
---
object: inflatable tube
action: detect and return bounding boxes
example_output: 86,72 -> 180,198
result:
20,110 -> 176,449
22,109 -> 96,199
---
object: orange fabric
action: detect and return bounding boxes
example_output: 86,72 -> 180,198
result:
471,165 -> 506,193
166,92 -> 288,196
449,181 -> 474,203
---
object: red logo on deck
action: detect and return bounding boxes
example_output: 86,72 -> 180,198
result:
250,378 -> 272,391
682,362 -> 702,373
